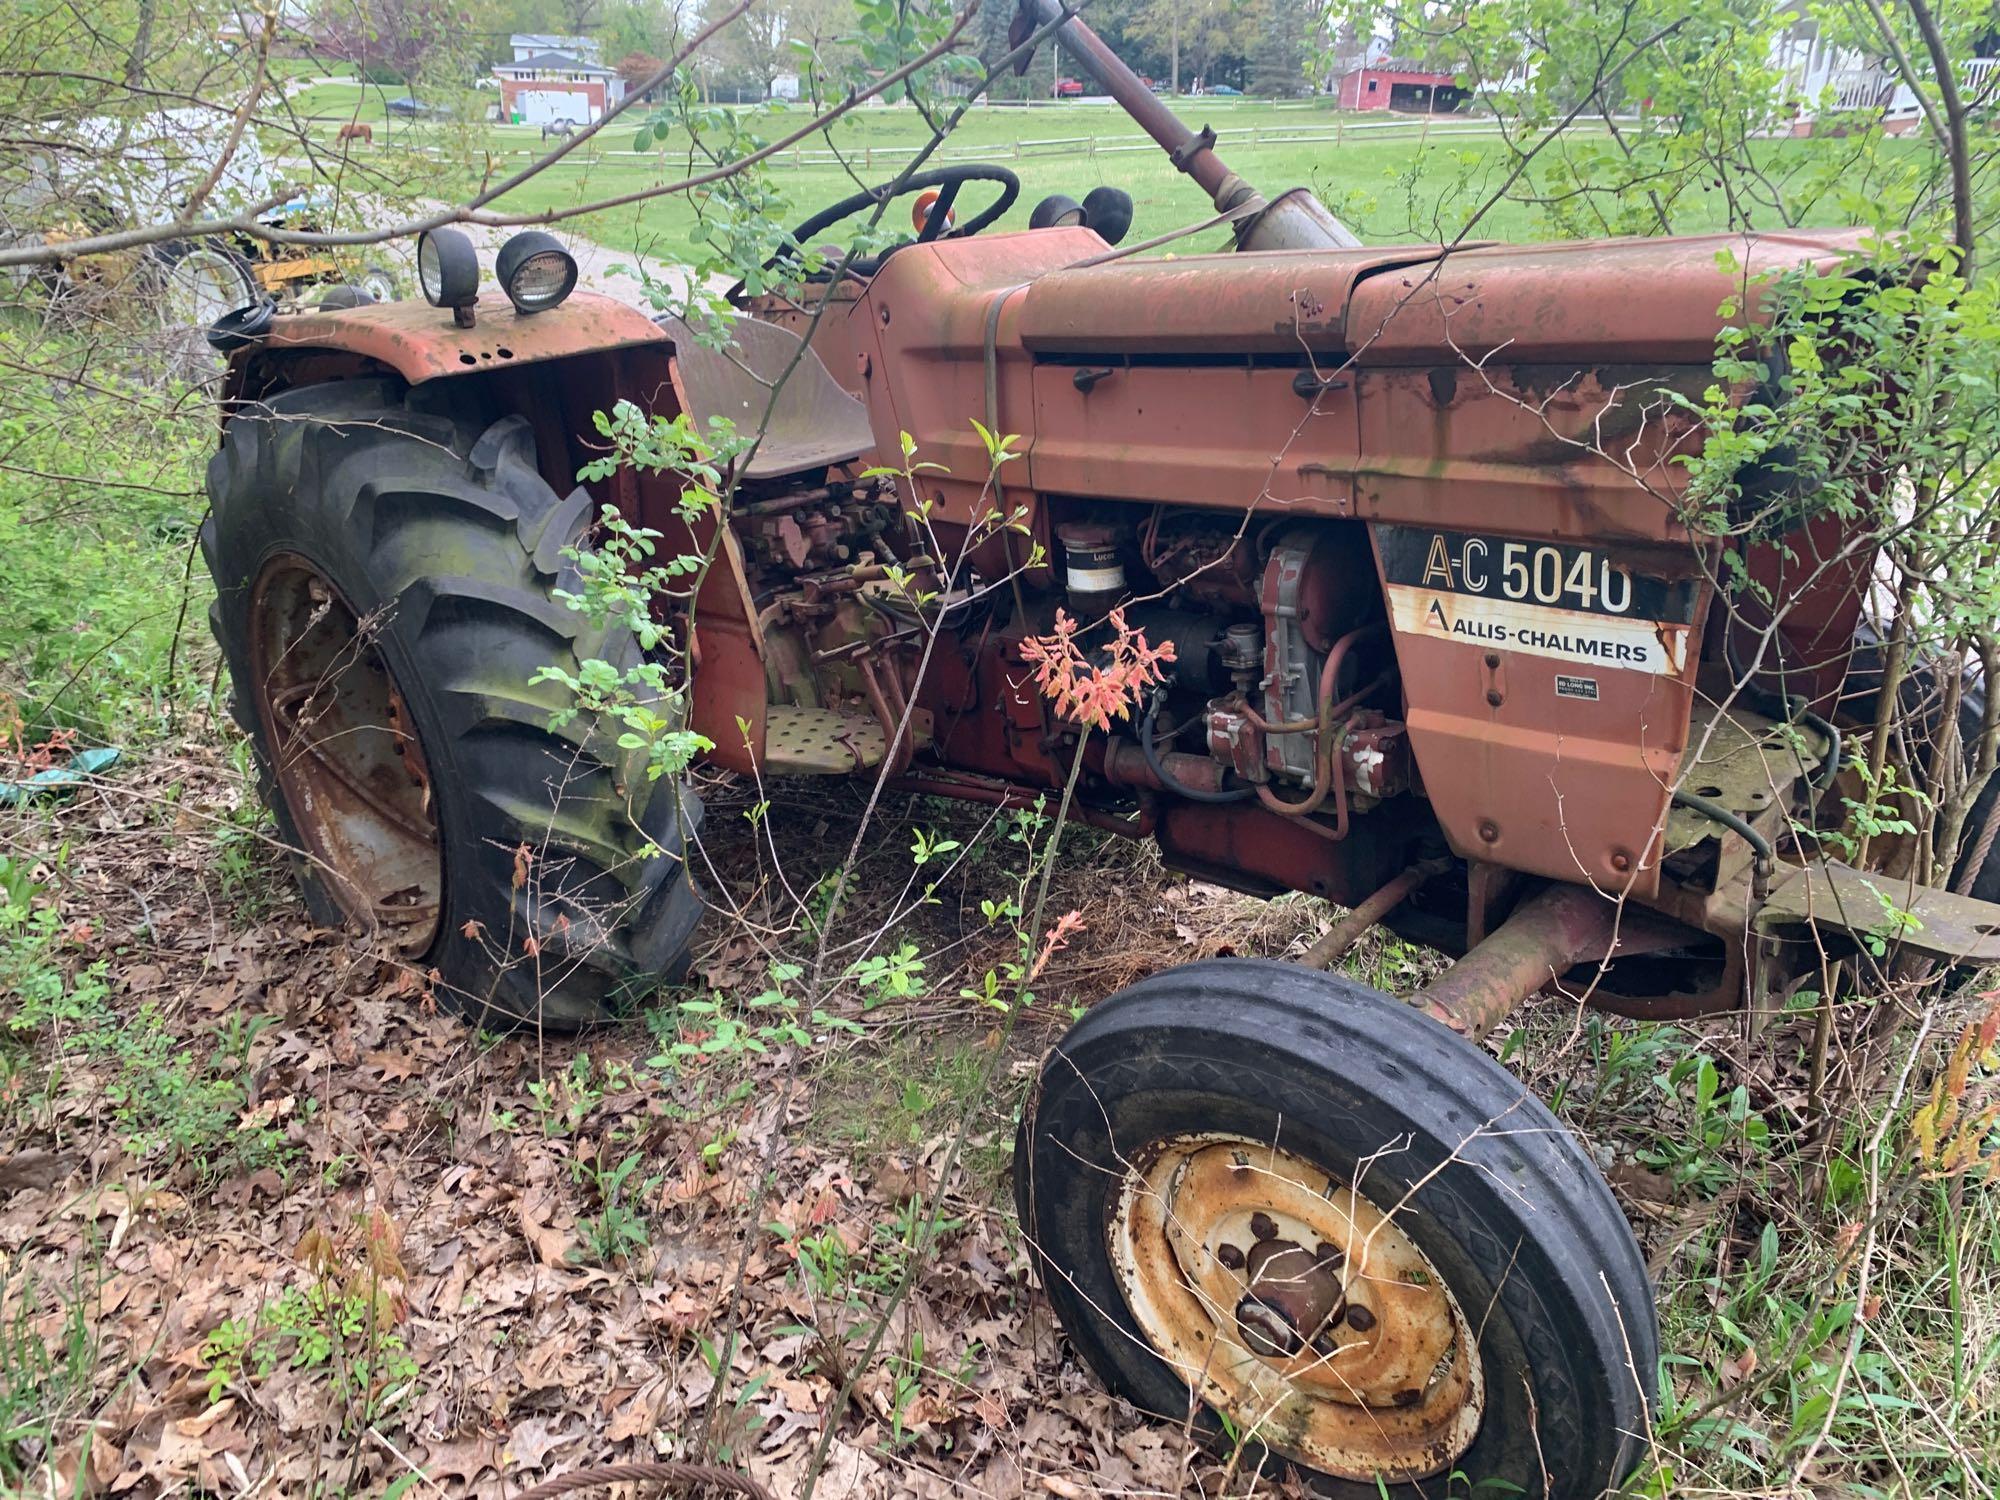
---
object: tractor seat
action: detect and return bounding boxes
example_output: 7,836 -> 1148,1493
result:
659,314 -> 875,481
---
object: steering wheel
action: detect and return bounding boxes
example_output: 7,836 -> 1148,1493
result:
759,164 -> 1021,289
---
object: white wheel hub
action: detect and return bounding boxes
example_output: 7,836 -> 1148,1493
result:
1110,1133 -> 1485,1481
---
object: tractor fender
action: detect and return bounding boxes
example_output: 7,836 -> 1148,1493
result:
217,292 -> 780,778
225,290 -> 668,394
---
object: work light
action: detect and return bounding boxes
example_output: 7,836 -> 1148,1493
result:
417,227 -> 480,324
1029,193 -> 1084,230
495,231 -> 578,314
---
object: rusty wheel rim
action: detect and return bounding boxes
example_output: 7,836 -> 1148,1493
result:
1111,1134 -> 1485,1482
246,553 -> 442,952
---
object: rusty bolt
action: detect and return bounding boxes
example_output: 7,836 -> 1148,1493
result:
855,351 -> 871,378
879,304 -> 892,325
1483,652 -> 1501,668
1610,848 -> 1632,873
1477,819 -> 1499,844
1345,1303 -> 1376,1332
1315,1241 -> 1345,1269
1485,689 -> 1503,708
1249,1212 -> 1278,1241
1216,1243 -> 1246,1271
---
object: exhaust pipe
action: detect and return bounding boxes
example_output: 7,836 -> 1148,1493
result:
1010,0 -> 1360,251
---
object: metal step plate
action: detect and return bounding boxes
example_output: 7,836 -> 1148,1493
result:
1665,703 -> 1830,855
763,705 -> 887,775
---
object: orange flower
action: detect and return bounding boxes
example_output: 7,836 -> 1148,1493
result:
1018,608 -> 1176,731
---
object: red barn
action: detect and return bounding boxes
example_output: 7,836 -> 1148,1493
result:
1337,65 -> 1470,113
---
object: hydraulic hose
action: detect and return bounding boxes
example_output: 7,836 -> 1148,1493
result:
1140,694 -> 1252,804
1799,704 -> 1842,792
1721,626 -> 1841,790
1671,786 -> 1776,901
1669,788 -> 1773,863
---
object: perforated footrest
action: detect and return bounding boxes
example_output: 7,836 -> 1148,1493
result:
763,705 -> 887,774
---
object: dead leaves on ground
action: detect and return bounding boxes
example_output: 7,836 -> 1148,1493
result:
0,765 -> 1266,1498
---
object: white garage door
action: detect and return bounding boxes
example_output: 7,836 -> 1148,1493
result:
518,89 -> 586,125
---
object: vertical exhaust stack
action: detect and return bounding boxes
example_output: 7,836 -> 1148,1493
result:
1010,0 -> 1361,251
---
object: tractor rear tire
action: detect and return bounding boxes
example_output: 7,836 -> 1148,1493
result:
1017,958 -> 1657,1498
201,377 -> 703,1029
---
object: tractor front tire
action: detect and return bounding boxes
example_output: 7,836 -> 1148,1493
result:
202,377 -> 703,1029
1017,958 -> 1657,1498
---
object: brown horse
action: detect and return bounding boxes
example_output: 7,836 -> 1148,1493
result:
336,122 -> 373,146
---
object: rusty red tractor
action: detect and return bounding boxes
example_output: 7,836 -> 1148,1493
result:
199,7 -> 1998,1495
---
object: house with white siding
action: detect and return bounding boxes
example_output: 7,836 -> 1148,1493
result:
1771,5 -> 1995,133
494,36 -> 626,126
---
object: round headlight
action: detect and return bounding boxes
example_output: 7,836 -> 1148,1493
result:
495,230 -> 578,314
1028,193 -> 1085,230
416,227 -> 479,311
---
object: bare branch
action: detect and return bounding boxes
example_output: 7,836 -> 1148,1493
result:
0,7 -> 978,268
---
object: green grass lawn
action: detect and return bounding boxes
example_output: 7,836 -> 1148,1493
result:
485,122 -> 1477,265
284,78 -> 384,119
268,94 -> 1893,265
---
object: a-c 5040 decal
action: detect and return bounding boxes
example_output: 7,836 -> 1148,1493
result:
1374,525 -> 1700,677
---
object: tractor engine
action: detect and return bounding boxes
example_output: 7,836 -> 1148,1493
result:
722,470 -> 1413,844
1051,512 -> 1411,818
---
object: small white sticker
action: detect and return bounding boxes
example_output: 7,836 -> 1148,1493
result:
1555,674 -> 1600,701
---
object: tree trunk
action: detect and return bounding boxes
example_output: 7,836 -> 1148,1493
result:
123,0 -> 157,88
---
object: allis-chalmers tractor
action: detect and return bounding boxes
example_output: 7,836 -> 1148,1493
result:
198,7 -> 2000,1495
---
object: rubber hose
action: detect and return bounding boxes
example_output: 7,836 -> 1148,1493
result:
1671,787 -> 1774,862
1722,628 -> 1840,790
1799,704 -> 1842,792
1140,697 -> 1253,804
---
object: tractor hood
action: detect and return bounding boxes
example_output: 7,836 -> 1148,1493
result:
1016,228 -> 1878,366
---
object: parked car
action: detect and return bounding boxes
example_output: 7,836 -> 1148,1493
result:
1051,77 -> 1085,97
386,97 -> 450,119
1206,83 -> 1242,96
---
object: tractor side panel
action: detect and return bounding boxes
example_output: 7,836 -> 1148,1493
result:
655,350 -> 767,775
1025,364 -> 1359,515
1354,364 -> 1715,894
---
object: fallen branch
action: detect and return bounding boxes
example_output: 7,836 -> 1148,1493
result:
508,1462 -> 775,1500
